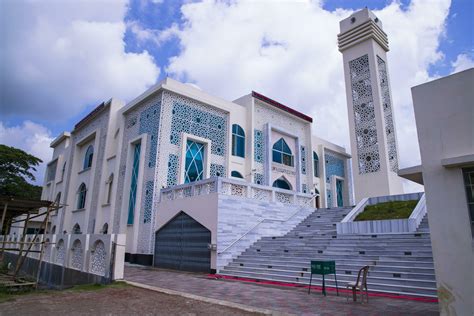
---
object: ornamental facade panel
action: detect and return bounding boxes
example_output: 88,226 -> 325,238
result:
325,152 -> 345,183
349,54 -> 381,174
114,93 -> 162,254
377,56 -> 399,173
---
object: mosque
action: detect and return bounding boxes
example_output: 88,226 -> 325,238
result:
19,8 -> 473,315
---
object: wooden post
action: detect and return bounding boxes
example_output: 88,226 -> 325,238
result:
0,202 -> 7,235
0,219 -> 11,262
36,206 -> 52,287
14,212 -> 30,277
14,211 -> 48,279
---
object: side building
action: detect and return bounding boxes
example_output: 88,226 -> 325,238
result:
399,68 -> 474,316
35,78 -> 353,267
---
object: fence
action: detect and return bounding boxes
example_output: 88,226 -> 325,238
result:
0,233 -> 125,283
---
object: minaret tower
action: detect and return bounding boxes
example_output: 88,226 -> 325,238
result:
338,8 -> 404,202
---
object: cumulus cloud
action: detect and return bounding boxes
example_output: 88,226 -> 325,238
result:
451,53 -> 474,73
0,0 -> 160,121
0,121 -> 54,185
161,0 -> 450,192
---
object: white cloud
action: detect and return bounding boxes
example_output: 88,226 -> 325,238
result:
163,0 -> 450,192
451,53 -> 474,73
0,0 -> 160,121
0,121 -> 54,185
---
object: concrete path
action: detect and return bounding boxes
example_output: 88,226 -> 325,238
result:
124,265 -> 439,316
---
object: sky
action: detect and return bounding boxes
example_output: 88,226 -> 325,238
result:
0,0 -> 473,191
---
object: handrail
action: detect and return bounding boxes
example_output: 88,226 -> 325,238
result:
218,196 -> 317,255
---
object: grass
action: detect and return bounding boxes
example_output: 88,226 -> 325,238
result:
354,200 -> 419,221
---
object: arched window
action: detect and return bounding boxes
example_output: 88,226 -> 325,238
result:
231,124 -> 245,158
72,223 -> 81,234
272,177 -> 292,190
106,173 -> 114,204
62,161 -> 67,180
77,183 -> 87,209
272,138 -> 293,166
83,145 -> 94,169
313,151 -> 319,177
55,192 -> 61,205
231,171 -> 244,179
101,223 -> 108,234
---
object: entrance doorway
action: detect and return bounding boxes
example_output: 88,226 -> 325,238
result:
154,212 -> 211,272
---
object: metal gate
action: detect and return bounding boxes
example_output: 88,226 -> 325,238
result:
154,211 -> 211,272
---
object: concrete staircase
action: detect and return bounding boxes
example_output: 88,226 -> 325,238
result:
219,208 -> 437,298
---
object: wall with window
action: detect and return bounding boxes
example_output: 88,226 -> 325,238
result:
312,135 -> 353,208
253,99 -> 313,193
408,69 -> 473,315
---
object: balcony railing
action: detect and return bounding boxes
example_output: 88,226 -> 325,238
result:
159,177 -> 314,207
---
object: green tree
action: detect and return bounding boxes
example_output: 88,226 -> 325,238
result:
0,144 -> 43,200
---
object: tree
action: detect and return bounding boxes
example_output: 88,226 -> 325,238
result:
0,144 -> 43,200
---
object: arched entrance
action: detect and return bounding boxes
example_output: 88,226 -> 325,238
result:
154,211 -> 211,272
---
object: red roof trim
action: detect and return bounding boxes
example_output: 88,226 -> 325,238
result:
251,91 -> 313,123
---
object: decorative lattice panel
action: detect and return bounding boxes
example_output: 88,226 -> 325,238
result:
327,189 -> 333,208
325,153 -> 345,183
377,56 -> 398,173
139,102 -> 161,168
210,163 -> 226,177
254,129 -> 264,163
349,54 -> 380,174
170,102 -> 226,156
144,181 -> 154,223
302,183 -> 308,194
56,239 -> 65,265
90,241 -> 106,276
70,239 -> 83,270
167,154 -> 179,186
300,146 -> 307,175
254,173 -> 265,185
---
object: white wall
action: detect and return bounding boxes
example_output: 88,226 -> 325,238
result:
411,68 -> 474,316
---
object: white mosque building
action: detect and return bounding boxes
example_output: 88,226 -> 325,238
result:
36,8 -> 408,269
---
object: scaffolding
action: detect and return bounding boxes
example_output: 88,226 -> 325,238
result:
0,196 -> 62,289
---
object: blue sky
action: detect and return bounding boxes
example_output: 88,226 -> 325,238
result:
0,0 -> 473,187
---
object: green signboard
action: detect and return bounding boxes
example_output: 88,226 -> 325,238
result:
311,260 -> 336,275
308,260 -> 338,296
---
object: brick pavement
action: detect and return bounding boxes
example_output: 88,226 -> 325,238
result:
124,265 -> 439,316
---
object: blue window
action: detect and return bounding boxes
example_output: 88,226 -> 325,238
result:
83,145 -> 94,169
127,143 -> 141,225
77,183 -> 87,209
184,140 -> 205,183
272,178 -> 292,190
272,138 -> 293,166
313,151 -> 319,177
336,179 -> 344,207
231,171 -> 244,178
232,124 -> 245,158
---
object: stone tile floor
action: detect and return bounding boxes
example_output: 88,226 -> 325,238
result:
124,265 -> 439,316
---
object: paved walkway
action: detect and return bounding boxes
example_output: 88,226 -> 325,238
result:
124,265 -> 439,316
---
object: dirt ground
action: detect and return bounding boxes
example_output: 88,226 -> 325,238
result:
0,283 -> 263,316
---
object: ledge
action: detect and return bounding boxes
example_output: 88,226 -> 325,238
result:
78,167 -> 91,175
441,154 -> 474,168
72,208 -> 85,213
398,165 -> 423,185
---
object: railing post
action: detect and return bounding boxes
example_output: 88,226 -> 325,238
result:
246,183 -> 252,198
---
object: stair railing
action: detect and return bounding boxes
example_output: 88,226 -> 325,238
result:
218,197 -> 318,255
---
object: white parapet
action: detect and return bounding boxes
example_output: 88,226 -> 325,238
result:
336,192 -> 425,234
0,233 -> 126,280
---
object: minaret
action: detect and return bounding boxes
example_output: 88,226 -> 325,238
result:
338,8 -> 404,202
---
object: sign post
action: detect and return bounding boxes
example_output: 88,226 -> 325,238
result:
308,260 -> 339,296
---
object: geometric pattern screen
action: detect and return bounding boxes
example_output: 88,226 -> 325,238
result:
349,54 -> 381,174
377,56 -> 399,172
171,102 -> 226,157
